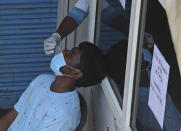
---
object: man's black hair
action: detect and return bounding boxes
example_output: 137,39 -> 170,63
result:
74,42 -> 107,87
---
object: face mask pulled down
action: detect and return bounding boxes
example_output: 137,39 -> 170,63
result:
50,53 -> 79,77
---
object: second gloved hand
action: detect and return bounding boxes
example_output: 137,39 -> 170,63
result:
44,33 -> 62,55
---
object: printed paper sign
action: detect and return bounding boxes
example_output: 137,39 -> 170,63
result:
119,0 -> 126,9
148,44 -> 170,128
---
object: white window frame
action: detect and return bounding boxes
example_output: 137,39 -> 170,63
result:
121,0 -> 148,130
95,0 -> 147,130
87,0 -> 148,130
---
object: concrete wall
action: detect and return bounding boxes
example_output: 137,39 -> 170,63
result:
92,86 -> 121,131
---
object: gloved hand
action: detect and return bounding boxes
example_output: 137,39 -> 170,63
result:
44,33 -> 62,55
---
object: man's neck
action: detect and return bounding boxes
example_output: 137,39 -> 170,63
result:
50,76 -> 76,93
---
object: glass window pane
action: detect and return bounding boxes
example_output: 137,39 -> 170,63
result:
135,0 -> 181,130
98,0 -> 132,105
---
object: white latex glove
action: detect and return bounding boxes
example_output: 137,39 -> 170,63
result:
44,33 -> 61,55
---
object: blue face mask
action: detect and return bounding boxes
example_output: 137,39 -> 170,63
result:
50,53 -> 66,76
50,53 -> 80,77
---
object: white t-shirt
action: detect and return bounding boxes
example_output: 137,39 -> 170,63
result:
8,74 -> 81,131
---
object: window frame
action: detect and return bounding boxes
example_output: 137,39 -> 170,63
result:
121,0 -> 148,130
95,0 -> 148,130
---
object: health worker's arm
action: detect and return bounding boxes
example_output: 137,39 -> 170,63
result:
44,0 -> 90,55
57,0 -> 90,38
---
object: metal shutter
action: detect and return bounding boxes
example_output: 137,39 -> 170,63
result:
0,0 -> 57,109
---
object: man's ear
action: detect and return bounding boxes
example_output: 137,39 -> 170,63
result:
72,71 -> 83,80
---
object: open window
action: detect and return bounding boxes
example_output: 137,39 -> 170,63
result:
94,0 -> 181,130
95,0 -> 147,130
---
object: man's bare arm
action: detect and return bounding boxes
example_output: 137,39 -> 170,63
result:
0,108 -> 18,130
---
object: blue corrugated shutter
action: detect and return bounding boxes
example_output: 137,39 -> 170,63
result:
0,0 -> 57,109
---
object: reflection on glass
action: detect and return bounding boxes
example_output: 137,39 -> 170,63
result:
98,0 -> 132,104
98,0 -> 181,130
136,0 -> 181,130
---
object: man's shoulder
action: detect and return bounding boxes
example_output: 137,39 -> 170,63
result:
32,74 -> 55,84
36,74 -> 55,79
